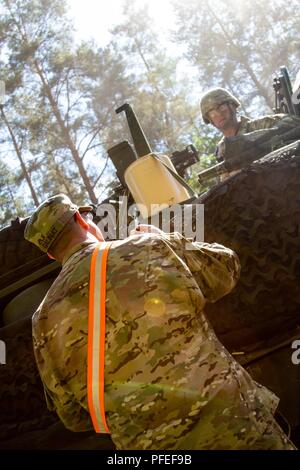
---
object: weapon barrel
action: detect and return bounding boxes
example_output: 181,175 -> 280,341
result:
223,121 -> 300,172
116,103 -> 152,158
280,66 -> 293,95
197,161 -> 225,184
279,66 -> 298,116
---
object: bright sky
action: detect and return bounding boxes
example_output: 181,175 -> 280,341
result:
67,0 -> 175,45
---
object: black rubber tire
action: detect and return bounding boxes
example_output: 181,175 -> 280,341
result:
0,217 -> 43,277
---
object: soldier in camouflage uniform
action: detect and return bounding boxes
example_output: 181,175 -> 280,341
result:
25,194 -> 295,450
200,88 -> 286,179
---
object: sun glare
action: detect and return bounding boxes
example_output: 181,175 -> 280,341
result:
67,0 -> 175,45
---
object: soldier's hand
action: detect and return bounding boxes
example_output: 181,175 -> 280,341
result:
130,224 -> 164,236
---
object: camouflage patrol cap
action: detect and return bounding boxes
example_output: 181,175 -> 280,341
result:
24,194 -> 93,252
200,88 -> 241,124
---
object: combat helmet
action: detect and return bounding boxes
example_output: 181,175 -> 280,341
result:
200,88 -> 241,124
24,194 -> 93,253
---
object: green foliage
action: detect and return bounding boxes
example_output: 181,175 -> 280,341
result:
0,0 -> 298,228
172,0 -> 300,115
0,161 -> 28,225
186,130 -> 219,194
109,1 -> 200,153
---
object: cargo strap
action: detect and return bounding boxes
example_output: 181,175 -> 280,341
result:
87,241 -> 112,434
152,154 -> 196,198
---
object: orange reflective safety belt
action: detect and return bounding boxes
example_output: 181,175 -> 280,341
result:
87,241 -> 112,434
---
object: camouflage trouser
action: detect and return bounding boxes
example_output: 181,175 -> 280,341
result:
146,377 -> 297,450
165,417 -> 296,450
250,419 -> 296,450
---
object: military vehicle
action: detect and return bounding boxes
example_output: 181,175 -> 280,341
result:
0,67 -> 300,449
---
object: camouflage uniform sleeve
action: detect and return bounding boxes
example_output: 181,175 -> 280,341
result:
32,320 -> 92,433
41,380 -> 92,432
243,113 -> 287,132
165,233 -> 241,303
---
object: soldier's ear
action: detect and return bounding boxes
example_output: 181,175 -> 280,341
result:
75,212 -> 89,230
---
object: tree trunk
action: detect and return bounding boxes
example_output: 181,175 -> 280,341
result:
33,60 -> 98,204
0,106 -> 39,207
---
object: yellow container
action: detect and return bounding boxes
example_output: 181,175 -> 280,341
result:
124,153 -> 190,218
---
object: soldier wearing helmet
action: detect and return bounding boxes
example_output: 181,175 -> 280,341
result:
200,88 -> 241,129
200,88 -> 285,178
24,193 -> 296,450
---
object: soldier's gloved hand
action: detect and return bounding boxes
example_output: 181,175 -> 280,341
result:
130,224 -> 164,236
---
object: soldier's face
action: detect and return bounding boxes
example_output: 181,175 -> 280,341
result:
208,103 -> 238,131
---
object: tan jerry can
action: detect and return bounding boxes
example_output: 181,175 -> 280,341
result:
124,153 -> 190,218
